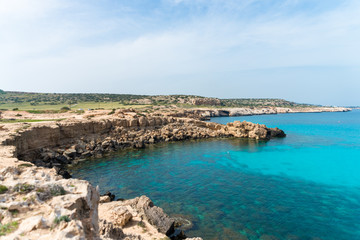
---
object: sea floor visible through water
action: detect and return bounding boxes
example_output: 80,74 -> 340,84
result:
70,110 -> 360,240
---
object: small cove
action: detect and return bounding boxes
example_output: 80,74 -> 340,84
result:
70,110 -> 360,240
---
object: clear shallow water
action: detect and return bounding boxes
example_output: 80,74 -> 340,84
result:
70,110 -> 360,240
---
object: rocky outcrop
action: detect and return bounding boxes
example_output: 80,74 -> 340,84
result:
0,166 -> 99,240
164,107 -> 351,120
98,196 -> 179,239
188,98 -> 221,106
2,115 -> 285,176
0,110 -> 285,239
0,164 -> 200,239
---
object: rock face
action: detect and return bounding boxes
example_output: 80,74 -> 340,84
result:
98,195 -> 180,239
3,114 -> 285,174
0,110 -> 284,240
0,164 -> 199,240
163,106 -> 351,120
0,166 -> 99,240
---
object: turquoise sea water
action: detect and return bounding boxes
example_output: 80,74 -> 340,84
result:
70,110 -> 360,240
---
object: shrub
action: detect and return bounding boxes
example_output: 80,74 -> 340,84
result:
0,221 -> 19,236
108,108 -> 116,115
49,185 -> 66,196
0,185 -> 8,194
60,106 -> 70,111
54,215 -> 70,225
14,183 -> 35,193
18,163 -> 33,169
137,221 -> 146,228
12,108 -> 19,111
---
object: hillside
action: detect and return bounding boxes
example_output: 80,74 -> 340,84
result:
0,90 -> 314,111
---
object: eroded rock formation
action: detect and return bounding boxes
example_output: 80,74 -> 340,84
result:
4,114 -> 285,172
0,111 -> 286,239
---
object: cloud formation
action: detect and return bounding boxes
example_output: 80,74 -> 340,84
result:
1,0 -> 359,105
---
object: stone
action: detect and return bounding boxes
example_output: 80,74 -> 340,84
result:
63,149 -> 77,158
100,195 -> 111,203
99,219 -> 125,239
18,215 -> 46,233
111,206 -> 133,227
136,195 -> 154,210
144,206 -> 175,236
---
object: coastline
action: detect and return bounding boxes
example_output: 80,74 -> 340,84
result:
0,106 -> 347,239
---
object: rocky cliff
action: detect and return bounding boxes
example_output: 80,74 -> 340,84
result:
0,111 -> 285,239
5,113 -> 284,171
164,106 -> 351,120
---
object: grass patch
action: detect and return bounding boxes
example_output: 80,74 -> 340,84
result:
0,119 -> 65,123
54,215 -> 70,225
18,163 -> 33,168
137,221 -> 146,228
108,108 -> 116,115
0,221 -> 19,236
26,110 -> 67,114
0,100 -> 149,111
0,185 -> 8,194
49,185 -> 66,196
14,183 -> 35,193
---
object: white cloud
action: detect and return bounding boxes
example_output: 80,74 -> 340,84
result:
0,0 -> 359,104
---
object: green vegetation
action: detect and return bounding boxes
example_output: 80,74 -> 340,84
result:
60,106 -> 70,111
137,221 -> 146,229
0,91 -> 316,111
49,185 -> 66,196
0,119 -> 65,123
0,185 -> 8,194
18,163 -> 33,168
14,183 -> 35,193
0,221 -> 19,236
108,108 -> 116,115
54,215 -> 70,225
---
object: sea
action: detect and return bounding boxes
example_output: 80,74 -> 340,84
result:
70,109 -> 360,240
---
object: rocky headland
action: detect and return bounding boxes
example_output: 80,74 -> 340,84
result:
0,108 -> 286,239
0,106 -> 348,239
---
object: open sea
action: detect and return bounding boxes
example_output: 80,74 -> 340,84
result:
70,110 -> 360,240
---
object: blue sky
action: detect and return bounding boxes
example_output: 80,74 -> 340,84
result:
1,0 -> 359,106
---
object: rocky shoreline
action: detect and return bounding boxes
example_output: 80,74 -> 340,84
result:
6,110 -> 285,178
0,106 -> 351,239
161,106 -> 351,120
0,109 -> 287,239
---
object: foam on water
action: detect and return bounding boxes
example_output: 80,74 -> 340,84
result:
70,110 -> 360,240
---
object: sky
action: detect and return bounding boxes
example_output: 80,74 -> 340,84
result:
0,0 -> 359,106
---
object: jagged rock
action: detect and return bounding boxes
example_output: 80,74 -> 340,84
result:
18,215 -> 46,233
136,195 -> 154,210
144,206 -> 175,236
99,219 -> 125,239
81,151 -> 92,158
64,148 -> 77,158
100,195 -> 111,203
102,191 -> 115,201
270,127 -> 286,138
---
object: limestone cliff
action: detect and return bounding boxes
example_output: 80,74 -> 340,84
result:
0,112 -> 285,239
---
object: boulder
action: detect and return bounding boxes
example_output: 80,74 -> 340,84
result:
99,219 -> 125,239
144,206 -> 175,236
111,206 -> 133,227
63,149 -> 77,158
100,195 -> 111,203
